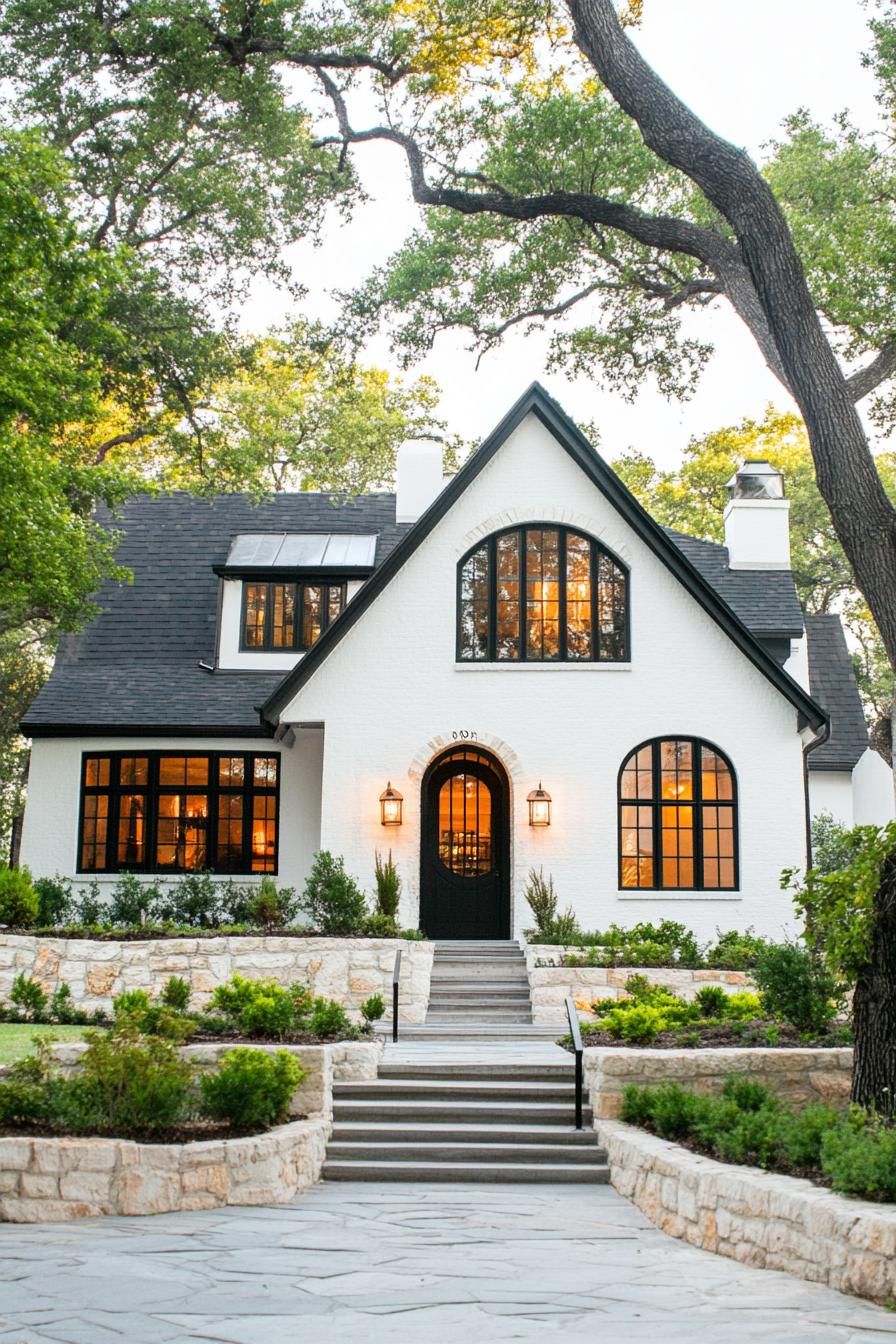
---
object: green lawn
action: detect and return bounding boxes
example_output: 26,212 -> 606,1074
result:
0,1024 -> 95,1065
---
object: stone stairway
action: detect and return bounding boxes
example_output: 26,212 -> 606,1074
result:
322,940 -> 609,1182
383,939 -> 561,1041
322,1059 -> 608,1182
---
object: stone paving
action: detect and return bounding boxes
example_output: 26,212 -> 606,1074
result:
2,1182 -> 895,1343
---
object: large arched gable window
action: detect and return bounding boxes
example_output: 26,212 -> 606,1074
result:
618,738 -> 738,891
458,525 -> 628,662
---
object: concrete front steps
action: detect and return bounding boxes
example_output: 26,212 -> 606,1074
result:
323,1062 -> 608,1183
425,940 -> 533,1026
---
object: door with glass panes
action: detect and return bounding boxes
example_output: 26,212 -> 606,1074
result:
420,748 -> 510,939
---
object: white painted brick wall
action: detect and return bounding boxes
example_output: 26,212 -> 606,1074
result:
277,412 -> 809,942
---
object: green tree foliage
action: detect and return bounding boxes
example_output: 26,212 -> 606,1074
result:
612,407 -> 896,717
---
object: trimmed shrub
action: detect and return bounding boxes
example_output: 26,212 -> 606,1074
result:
161,976 -> 191,1011
360,993 -> 385,1023
33,875 -> 74,927
238,985 -> 297,1040
821,1112 -> 896,1201
703,928 -> 769,970
246,876 -> 298,931
752,942 -> 838,1035
200,1047 -> 304,1132
49,982 -> 77,1023
374,850 -> 401,922
694,985 -> 729,1019
309,997 -> 351,1036
0,866 -> 38,927
70,1028 -> 194,1136
154,873 -> 222,928
365,911 -> 399,937
723,991 -> 765,1021
108,873 -> 164,925
75,881 -> 104,925
301,851 -> 368,935
10,973 -> 48,1020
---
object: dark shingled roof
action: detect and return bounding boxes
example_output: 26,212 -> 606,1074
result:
22,492 -> 408,734
662,529 -> 804,638
22,451 -> 830,736
804,614 -> 869,771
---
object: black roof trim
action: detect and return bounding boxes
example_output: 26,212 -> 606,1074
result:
25,723 -> 277,739
262,382 -> 826,731
212,566 -> 375,580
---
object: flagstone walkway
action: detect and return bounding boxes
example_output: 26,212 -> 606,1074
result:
1,1182 -> 893,1343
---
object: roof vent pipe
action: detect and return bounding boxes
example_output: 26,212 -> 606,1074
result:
723,460 -> 791,570
395,440 -> 445,524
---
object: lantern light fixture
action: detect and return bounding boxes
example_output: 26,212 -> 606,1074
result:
380,781 -> 403,827
527,782 -> 552,827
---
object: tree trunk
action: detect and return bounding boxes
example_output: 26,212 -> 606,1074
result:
851,851 -> 896,1116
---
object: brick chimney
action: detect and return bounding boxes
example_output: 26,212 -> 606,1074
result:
395,440 -> 445,524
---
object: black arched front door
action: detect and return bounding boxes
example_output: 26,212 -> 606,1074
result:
420,748 -> 510,940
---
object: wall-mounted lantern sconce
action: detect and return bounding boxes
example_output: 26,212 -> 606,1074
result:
527,782 -> 552,827
380,781 -> 403,827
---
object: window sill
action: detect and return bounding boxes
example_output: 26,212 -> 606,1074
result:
616,891 -> 742,901
454,661 -> 632,672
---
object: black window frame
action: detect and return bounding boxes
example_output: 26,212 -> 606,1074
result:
616,737 -> 739,892
240,580 -> 347,652
77,751 -> 281,876
456,524 -> 630,663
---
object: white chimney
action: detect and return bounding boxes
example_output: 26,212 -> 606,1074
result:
723,460 -> 791,570
395,439 -> 445,524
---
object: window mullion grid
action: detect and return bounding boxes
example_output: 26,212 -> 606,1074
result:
559,529 -> 568,660
488,535 -> 497,661
589,540 -> 597,664
693,738 -> 704,890
241,754 -> 251,872
518,528 -> 527,662
652,740 -> 663,891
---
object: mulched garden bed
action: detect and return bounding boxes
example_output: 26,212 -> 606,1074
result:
0,1116 -> 307,1143
8,927 -> 419,941
565,1021 -> 851,1050
189,1030 -> 373,1046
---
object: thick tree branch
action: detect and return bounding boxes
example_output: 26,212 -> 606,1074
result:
847,341 -> 896,402
566,0 -> 896,670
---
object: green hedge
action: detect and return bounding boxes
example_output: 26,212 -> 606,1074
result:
621,1079 -> 896,1202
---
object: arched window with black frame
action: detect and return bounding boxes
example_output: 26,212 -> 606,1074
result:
457,524 -> 628,662
618,738 -> 738,891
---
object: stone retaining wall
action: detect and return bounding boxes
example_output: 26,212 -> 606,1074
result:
584,1046 -> 853,1120
524,946 -> 754,1023
602,1120 -> 896,1305
0,1037 -> 381,1221
43,1039 -> 382,1122
0,1118 -> 331,1222
0,934 -> 434,1022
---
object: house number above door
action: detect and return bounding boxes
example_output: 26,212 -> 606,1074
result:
452,730 -> 478,741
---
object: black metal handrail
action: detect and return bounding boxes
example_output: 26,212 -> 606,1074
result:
565,996 -> 584,1130
392,949 -> 402,1043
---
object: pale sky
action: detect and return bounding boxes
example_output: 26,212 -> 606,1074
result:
244,0 -> 884,468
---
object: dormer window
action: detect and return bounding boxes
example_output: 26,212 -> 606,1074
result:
242,581 -> 345,652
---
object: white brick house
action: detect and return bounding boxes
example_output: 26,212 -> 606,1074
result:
19,385 -> 892,940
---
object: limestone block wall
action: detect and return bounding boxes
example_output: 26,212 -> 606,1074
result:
0,1038 -> 382,1222
524,947 -> 754,1023
0,935 -> 434,1022
585,1046 -> 853,1120
0,1119 -> 331,1222
602,1120 -> 896,1305
43,1039 -> 382,1122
